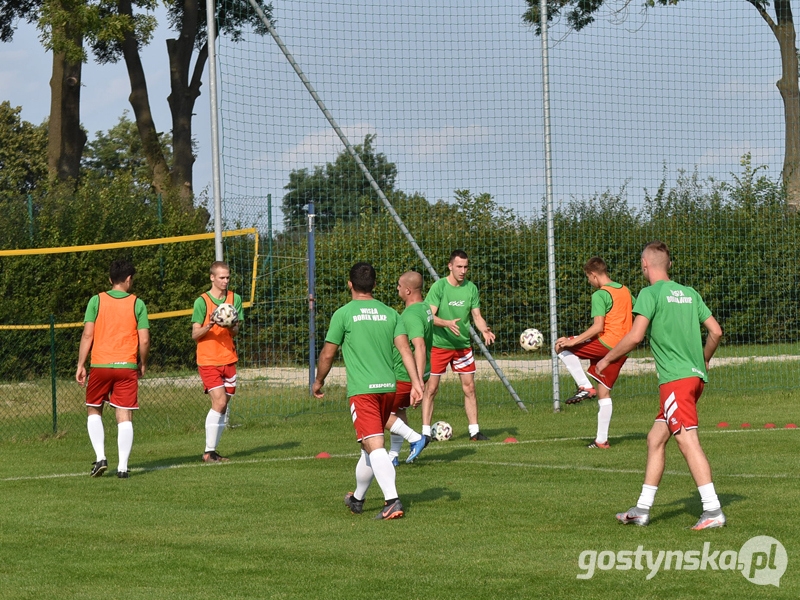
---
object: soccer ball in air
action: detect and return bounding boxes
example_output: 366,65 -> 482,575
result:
431,421 -> 453,442
212,303 -> 238,328
519,328 -> 544,351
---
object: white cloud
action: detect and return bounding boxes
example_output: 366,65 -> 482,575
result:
280,123 -> 377,169
387,125 -> 492,159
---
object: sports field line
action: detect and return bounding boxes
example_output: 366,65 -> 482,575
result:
1,426 -> 794,484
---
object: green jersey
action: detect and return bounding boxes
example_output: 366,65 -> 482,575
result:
633,280 -> 712,385
84,290 -> 149,369
393,301 -> 434,383
425,278 -> 480,350
325,299 -> 406,397
191,291 -> 244,324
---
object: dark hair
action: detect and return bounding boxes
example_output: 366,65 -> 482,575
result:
109,259 -> 136,284
583,256 -> 608,275
349,262 -> 376,293
210,261 -> 230,274
449,249 -> 468,263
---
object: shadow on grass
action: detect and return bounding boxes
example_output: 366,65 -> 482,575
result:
605,432 -> 647,448
656,491 -> 746,522
415,446 -> 477,464
133,441 -> 302,474
402,486 -> 462,510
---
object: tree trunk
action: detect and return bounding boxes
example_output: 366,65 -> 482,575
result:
117,0 -> 172,196
773,0 -> 800,210
47,40 -> 86,183
166,0 -> 204,207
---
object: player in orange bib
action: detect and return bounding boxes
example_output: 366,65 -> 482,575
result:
191,261 -> 243,463
76,260 -> 150,478
555,257 -> 634,449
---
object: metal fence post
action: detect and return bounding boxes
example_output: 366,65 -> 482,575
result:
307,202 -> 316,394
49,314 -> 58,434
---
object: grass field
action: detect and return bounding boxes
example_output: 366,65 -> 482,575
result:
1,372 -> 799,599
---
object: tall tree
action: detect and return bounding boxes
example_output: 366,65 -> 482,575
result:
523,0 -> 800,210
92,0 -> 272,205
282,134 -> 398,230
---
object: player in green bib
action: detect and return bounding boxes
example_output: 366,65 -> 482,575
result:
597,241 -> 724,530
387,271 -> 434,465
422,249 -> 495,442
313,262 -> 423,520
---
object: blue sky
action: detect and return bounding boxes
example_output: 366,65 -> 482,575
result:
0,1 -> 789,228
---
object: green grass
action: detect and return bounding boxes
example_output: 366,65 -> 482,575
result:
1,377 -> 798,599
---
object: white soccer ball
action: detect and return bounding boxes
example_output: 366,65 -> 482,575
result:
212,303 -> 238,328
431,421 -> 453,442
519,328 -> 544,351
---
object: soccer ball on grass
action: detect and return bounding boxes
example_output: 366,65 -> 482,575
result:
519,328 -> 544,351
431,421 -> 453,442
212,303 -> 238,328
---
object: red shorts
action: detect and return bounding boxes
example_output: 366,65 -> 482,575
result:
391,380 -> 412,414
430,346 -> 476,376
198,364 -> 237,395
566,337 -> 627,390
350,393 -> 394,442
86,368 -> 139,410
656,377 -> 704,435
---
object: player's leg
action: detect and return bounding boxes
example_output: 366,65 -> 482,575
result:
667,378 -> 724,529
560,340 -> 598,404
586,353 -> 624,448
109,368 -> 139,478
114,407 -> 134,478
362,434 -> 403,519
422,347 -> 449,439
460,372 -> 487,440
617,420 -> 670,526
204,386 -> 230,461
386,383 -> 425,464
85,368 -> 109,477
590,383 -> 612,449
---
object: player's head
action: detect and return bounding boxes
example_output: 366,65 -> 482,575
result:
210,261 -> 231,291
583,256 -> 608,288
109,259 -> 136,286
397,270 -> 423,299
349,262 -> 376,293
447,249 -> 469,282
641,241 -> 671,279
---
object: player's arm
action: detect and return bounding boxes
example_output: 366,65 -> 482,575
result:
312,342 -> 339,398
395,334 -> 424,406
411,336 -> 426,383
137,328 -> 150,378
471,307 -> 495,345
596,314 -> 649,374
555,316 -> 604,353
430,304 -> 461,337
702,315 -> 722,370
75,322 -> 95,386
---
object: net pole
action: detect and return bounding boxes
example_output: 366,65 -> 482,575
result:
206,0 -> 224,261
247,0 -> 527,412
308,202 -> 317,394
540,0 -> 561,413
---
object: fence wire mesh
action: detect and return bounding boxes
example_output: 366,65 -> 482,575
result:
2,0 -> 799,441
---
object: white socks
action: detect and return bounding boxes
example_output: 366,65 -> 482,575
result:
421,424 -> 432,437
636,484 -> 658,510
205,409 -> 226,452
369,448 -> 398,501
596,398 -> 612,443
698,482 -> 721,512
117,422 -> 133,472
354,450 -> 373,500
558,351 -> 593,389
389,434 -> 403,458
468,423 -> 480,438
389,418 -> 422,443
87,414 -> 105,461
